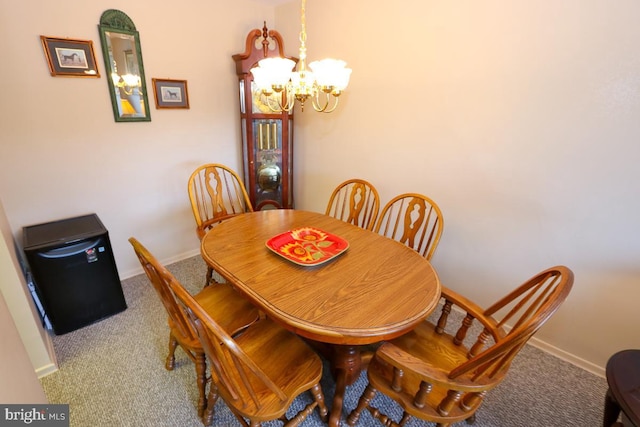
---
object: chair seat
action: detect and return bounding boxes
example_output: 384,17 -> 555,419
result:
195,283 -> 260,336
389,321 -> 472,372
224,317 -> 324,422
167,282 -> 260,351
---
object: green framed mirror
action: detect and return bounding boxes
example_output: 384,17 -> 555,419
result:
98,9 -> 151,122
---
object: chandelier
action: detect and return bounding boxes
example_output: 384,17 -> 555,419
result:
250,0 -> 352,113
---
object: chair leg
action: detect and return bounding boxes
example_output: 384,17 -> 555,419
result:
288,402 -> 318,426
194,352 -> 207,419
165,333 -> 178,370
205,266 -> 213,287
603,388 -> 621,427
399,412 -> 411,426
310,383 -> 329,422
205,266 -> 227,286
461,391 -> 484,424
347,383 -> 377,426
202,383 -> 219,426
367,406 -> 401,427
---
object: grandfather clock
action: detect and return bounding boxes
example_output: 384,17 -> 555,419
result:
233,24 -> 296,210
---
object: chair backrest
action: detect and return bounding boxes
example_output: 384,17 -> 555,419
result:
187,164 -> 253,239
128,237 -> 198,343
374,193 -> 444,261
325,179 -> 380,230
167,277 -> 289,415
437,265 -> 574,381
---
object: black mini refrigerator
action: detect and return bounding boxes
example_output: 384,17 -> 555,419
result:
23,214 -> 127,334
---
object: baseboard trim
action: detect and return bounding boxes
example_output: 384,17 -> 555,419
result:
527,336 -> 605,378
447,304 -> 605,378
119,248 -> 201,280
36,363 -> 58,379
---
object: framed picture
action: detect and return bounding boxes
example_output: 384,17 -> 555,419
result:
40,36 -> 100,77
152,78 -> 190,109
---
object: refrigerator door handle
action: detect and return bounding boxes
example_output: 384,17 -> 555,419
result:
37,239 -> 102,258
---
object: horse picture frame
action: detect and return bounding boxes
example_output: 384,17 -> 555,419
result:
40,36 -> 100,77
152,78 -> 190,109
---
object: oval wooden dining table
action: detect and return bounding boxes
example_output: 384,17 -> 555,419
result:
200,209 -> 441,426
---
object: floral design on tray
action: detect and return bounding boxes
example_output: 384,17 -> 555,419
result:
266,227 -> 349,266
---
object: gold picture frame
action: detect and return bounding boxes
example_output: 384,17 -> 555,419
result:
40,36 -> 100,77
152,78 -> 190,109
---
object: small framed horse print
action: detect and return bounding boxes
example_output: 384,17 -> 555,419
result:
152,78 -> 189,109
40,36 -> 100,77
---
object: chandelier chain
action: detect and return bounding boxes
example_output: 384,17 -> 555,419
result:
299,0 -> 307,70
300,0 -> 306,43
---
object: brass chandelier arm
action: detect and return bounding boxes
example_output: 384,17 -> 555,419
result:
260,89 -> 338,113
311,92 -> 340,113
263,91 -> 296,113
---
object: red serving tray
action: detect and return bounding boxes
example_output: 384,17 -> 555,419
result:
266,227 -> 349,266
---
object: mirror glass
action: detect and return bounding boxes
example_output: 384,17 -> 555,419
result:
98,9 -> 151,122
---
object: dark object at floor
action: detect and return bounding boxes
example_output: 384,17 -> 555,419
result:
604,349 -> 640,427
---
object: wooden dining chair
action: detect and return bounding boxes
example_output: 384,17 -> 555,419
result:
187,163 -> 253,285
325,179 -> 380,230
347,265 -> 574,427
128,237 -> 260,422
374,193 -> 444,261
167,274 -> 329,427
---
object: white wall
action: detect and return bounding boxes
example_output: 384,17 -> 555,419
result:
0,198 -> 56,379
0,282 -> 48,403
1,0 -> 638,376
0,0 -> 275,375
0,0 -> 275,276
288,0 -> 640,373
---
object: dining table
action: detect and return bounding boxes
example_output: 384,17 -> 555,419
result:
200,209 -> 441,426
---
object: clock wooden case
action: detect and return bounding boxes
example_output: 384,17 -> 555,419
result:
233,24 -> 296,210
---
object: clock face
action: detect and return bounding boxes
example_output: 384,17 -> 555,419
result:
251,81 -> 273,114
